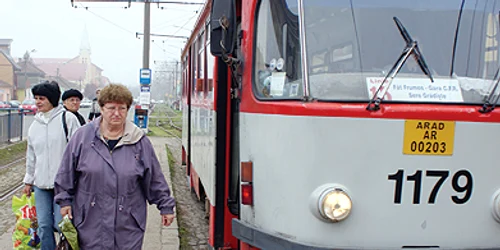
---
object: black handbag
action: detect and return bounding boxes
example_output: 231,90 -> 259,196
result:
56,233 -> 72,250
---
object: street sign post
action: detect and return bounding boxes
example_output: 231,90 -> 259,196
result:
140,68 -> 152,85
135,85 -> 150,130
139,85 -> 151,109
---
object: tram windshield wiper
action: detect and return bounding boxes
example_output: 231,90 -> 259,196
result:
479,67 -> 500,113
479,12 -> 500,114
367,17 -> 434,111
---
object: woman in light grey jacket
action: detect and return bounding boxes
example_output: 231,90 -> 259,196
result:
22,81 -> 81,250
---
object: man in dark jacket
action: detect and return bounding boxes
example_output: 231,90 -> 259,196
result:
88,88 -> 101,121
62,89 -> 86,126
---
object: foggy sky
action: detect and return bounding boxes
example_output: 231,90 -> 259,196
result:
0,0 -> 204,87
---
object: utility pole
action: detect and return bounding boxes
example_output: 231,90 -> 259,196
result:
136,0 -> 152,132
143,1 -> 151,69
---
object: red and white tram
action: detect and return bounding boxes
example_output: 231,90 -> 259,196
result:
181,0 -> 500,249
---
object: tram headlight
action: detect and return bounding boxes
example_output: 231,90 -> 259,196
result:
310,184 -> 352,222
491,189 -> 500,223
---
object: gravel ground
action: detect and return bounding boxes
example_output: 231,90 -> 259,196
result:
165,139 -> 210,250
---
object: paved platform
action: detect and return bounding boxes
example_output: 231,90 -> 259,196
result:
143,136 -> 180,250
0,136 -> 179,249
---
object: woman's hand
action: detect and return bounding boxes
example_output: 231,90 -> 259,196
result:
60,206 -> 73,219
22,184 -> 32,197
161,214 -> 175,227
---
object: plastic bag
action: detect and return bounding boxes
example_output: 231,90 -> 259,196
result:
55,233 -> 71,250
57,215 -> 79,250
12,194 -> 40,249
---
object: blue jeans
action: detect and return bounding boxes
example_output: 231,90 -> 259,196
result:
34,187 -> 62,250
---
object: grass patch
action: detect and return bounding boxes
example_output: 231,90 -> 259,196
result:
0,141 -> 27,166
165,145 -> 191,250
178,226 -> 190,250
147,125 -> 181,138
159,125 -> 182,138
147,104 -> 182,138
165,146 -> 176,174
147,126 -> 170,137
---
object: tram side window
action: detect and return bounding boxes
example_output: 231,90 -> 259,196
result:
207,51 -> 215,101
183,57 -> 188,97
203,45 -> 208,98
199,31 -> 206,97
194,36 -> 204,97
182,66 -> 185,98
183,59 -> 188,97
206,24 -> 215,102
191,47 -> 196,96
181,57 -> 185,98
253,0 -> 303,99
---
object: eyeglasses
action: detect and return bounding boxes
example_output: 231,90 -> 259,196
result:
103,106 -> 128,113
66,98 -> 81,103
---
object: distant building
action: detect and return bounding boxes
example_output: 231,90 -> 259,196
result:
16,51 -> 46,100
0,39 -> 21,101
45,75 -> 80,92
32,27 -> 108,92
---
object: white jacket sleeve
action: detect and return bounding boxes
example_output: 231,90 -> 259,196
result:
23,138 -> 36,185
65,112 -> 82,140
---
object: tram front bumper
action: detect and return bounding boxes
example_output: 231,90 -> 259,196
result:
232,219 -> 342,250
232,219 -> 500,250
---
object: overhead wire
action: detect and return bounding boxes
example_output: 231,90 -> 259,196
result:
79,3 -> 136,36
77,2 -> 200,67
153,13 -> 198,30
163,12 -> 199,43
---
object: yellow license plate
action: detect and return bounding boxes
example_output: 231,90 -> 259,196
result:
403,120 -> 455,155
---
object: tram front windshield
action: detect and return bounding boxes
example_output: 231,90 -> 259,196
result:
254,0 -> 500,104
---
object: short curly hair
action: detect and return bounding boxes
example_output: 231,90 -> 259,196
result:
98,84 -> 133,108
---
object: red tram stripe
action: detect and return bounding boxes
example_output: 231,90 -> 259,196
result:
239,101 -> 500,123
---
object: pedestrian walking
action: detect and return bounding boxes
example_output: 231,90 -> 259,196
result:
62,89 -> 86,126
22,81 -> 81,250
55,83 -> 176,249
88,88 -> 101,121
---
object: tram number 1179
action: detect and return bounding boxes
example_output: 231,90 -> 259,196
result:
388,169 -> 473,205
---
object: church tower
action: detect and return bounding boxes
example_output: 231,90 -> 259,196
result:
79,26 -> 91,65
79,26 -> 92,88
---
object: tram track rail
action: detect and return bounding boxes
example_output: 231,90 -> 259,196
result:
149,105 -> 182,140
0,182 -> 23,202
164,108 -> 182,132
0,157 -> 26,201
0,157 -> 26,171
159,126 -> 181,142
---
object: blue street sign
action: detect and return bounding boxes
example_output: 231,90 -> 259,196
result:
141,85 -> 150,92
140,68 -> 152,84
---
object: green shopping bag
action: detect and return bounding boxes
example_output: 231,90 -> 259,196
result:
58,215 -> 79,250
11,194 -> 40,249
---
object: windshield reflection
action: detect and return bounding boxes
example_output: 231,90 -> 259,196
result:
253,0 -> 500,104
302,0 -> 500,103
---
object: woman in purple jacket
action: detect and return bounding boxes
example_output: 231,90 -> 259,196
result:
54,84 -> 175,249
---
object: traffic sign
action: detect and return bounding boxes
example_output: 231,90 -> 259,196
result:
139,85 -> 151,107
140,68 -> 152,84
